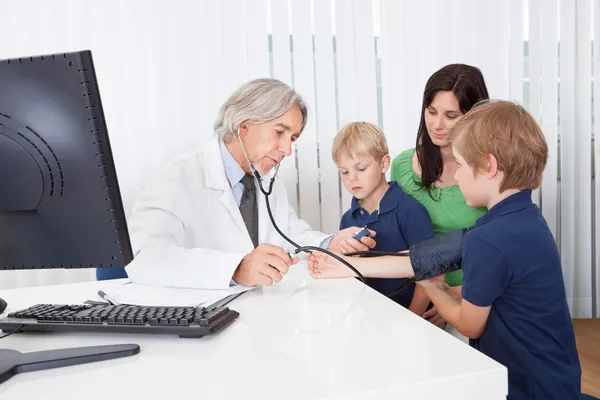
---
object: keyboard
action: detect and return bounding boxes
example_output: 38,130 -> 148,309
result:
0,303 -> 239,338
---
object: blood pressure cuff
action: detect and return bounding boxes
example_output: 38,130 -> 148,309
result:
409,229 -> 467,281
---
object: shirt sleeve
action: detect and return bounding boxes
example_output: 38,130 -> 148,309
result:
461,234 -> 512,307
319,235 -> 334,249
398,202 -> 436,246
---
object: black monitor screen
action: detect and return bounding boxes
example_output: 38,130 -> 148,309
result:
0,50 -> 132,270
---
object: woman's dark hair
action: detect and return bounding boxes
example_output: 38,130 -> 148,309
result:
415,64 -> 489,198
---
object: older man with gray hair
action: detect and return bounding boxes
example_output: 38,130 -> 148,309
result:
126,78 -> 375,289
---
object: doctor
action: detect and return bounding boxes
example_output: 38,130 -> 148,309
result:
125,78 -> 376,289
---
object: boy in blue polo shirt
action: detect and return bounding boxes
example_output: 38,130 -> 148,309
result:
333,122 -> 435,313
417,100 -> 581,399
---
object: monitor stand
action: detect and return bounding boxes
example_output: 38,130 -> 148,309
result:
0,343 -> 140,385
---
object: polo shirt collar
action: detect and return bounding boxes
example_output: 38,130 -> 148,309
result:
475,189 -> 533,228
350,181 -> 401,216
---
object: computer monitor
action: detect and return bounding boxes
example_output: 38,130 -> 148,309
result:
0,50 -> 132,270
0,50 -> 137,378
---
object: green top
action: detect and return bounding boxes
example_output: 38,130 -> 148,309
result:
390,148 -> 487,286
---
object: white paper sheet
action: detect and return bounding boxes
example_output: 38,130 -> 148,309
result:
101,282 -> 254,307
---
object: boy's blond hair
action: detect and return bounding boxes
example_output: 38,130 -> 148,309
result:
332,122 -> 389,162
449,100 -> 548,192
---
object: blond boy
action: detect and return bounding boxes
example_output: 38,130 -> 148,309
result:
333,122 -> 435,313
417,100 -> 581,400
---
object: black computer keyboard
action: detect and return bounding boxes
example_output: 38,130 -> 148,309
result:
0,303 -> 239,338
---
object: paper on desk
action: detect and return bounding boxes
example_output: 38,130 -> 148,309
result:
102,282 -> 254,307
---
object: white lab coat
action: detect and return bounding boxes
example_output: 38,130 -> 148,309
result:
125,136 -> 330,289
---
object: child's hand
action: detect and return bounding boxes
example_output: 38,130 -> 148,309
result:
328,227 -> 377,254
416,274 -> 446,288
308,252 -> 357,279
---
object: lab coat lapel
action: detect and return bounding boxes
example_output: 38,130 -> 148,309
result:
203,137 -> 254,246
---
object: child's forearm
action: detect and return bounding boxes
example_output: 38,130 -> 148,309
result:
350,255 -> 415,278
447,285 -> 463,300
408,285 -> 430,315
348,229 -> 464,281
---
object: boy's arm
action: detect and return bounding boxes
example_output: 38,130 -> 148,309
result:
308,230 -> 465,280
419,278 -> 491,338
419,235 -> 510,339
343,254 -> 414,278
448,285 -> 463,299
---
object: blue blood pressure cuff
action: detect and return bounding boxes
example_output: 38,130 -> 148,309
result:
409,229 -> 467,281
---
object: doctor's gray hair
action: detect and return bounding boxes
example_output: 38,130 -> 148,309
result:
214,78 -> 308,142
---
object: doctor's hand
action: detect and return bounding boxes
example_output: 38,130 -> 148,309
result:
233,243 -> 299,287
328,227 -> 376,254
308,252 -> 356,279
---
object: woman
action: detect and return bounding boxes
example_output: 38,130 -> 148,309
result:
390,64 -> 489,329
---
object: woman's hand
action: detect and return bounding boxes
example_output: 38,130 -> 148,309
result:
422,306 -> 446,328
417,275 -> 448,328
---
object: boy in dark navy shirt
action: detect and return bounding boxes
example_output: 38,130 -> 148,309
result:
417,100 -> 581,399
333,122 -> 435,312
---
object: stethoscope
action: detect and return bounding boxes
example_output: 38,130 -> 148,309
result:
236,127 -> 415,296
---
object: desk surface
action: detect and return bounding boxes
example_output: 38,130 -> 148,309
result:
0,265 -> 507,400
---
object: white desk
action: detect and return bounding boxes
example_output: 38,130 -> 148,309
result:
0,265 -> 507,399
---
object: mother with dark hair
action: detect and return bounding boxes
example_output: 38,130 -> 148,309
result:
390,64 -> 490,334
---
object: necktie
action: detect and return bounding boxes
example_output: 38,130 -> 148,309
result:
239,174 -> 259,248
